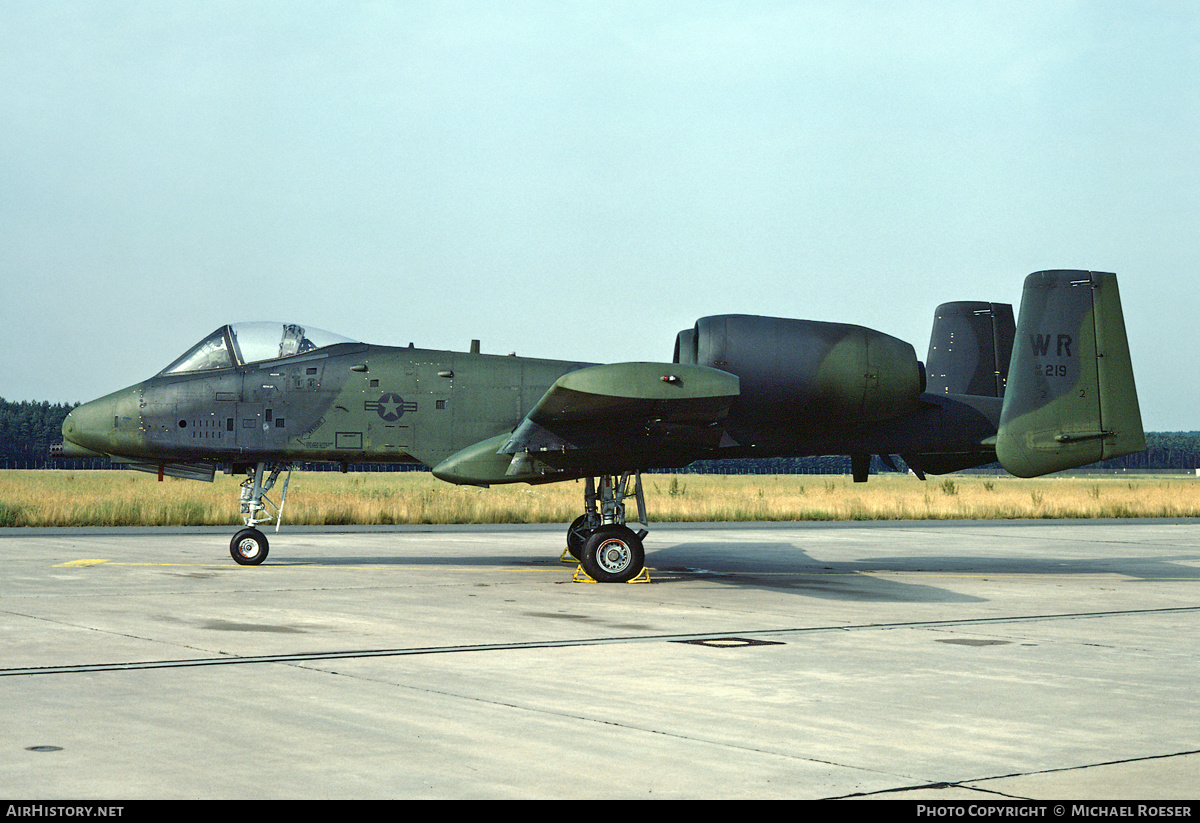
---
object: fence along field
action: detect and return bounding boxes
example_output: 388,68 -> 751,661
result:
1,470 -> 1198,528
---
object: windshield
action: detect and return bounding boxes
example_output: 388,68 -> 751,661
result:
161,322 -> 358,374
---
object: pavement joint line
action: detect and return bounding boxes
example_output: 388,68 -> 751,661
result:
830,747 -> 1200,800
3,605 -> 1198,678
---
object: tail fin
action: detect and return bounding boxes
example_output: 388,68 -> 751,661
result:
996,270 -> 1144,477
926,301 -> 1015,397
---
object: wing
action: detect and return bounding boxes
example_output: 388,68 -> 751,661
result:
432,362 -> 739,484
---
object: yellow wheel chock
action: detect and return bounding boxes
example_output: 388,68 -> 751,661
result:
562,547 -> 652,583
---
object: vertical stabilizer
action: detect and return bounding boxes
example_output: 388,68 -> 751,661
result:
996,270 -> 1144,477
926,301 -> 1015,397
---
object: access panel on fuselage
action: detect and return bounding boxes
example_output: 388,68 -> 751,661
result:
236,368 -> 289,454
143,371 -> 241,459
406,352 -> 579,471
235,355 -> 344,458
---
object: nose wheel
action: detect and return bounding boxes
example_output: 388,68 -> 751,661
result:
230,528 -> 269,565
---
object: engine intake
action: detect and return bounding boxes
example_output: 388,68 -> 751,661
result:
675,315 -> 923,424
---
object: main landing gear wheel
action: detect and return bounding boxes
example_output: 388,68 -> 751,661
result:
566,514 -> 595,560
230,528 -> 269,565
579,525 -> 644,583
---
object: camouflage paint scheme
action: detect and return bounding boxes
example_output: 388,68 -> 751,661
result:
59,270 -> 1145,580
996,271 -> 1143,476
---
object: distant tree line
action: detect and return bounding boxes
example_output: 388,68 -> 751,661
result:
0,398 -> 80,462
1,397 -> 1197,473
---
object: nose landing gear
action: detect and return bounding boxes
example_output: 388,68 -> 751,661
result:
229,462 -> 291,565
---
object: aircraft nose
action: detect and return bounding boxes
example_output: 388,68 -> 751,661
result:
60,397 -> 115,457
61,406 -> 78,442
60,386 -> 145,458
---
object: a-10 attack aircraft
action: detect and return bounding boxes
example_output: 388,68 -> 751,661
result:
57,270 -> 1144,582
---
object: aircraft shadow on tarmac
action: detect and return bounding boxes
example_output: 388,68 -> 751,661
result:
645,540 -> 1200,602
267,542 -> 971,604
265,537 -> 1200,604
274,547 -> 982,603
645,541 -> 985,603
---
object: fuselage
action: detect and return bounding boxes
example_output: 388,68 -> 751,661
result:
62,342 -> 1004,484
62,340 -> 593,473
60,317 -> 1025,486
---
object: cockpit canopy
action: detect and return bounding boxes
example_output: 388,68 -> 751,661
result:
161,323 -> 358,375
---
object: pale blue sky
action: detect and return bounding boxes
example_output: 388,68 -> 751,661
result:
2,1 -> 1197,429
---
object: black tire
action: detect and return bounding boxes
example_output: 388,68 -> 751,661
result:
579,525 -> 644,583
566,514 -> 595,560
230,528 -> 269,565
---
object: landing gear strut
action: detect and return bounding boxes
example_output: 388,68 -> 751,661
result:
229,462 -> 291,565
568,473 -> 648,583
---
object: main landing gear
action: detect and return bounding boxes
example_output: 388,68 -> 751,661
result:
566,473 -> 649,583
229,462 -> 292,565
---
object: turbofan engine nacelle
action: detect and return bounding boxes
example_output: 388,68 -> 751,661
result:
674,315 -> 924,424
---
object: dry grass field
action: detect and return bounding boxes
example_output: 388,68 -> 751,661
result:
1,469 -> 1198,527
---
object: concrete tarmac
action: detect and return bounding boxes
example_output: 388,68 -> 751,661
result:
1,519 -> 1198,800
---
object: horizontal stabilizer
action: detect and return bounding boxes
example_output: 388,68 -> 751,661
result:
996,270 -> 1144,477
